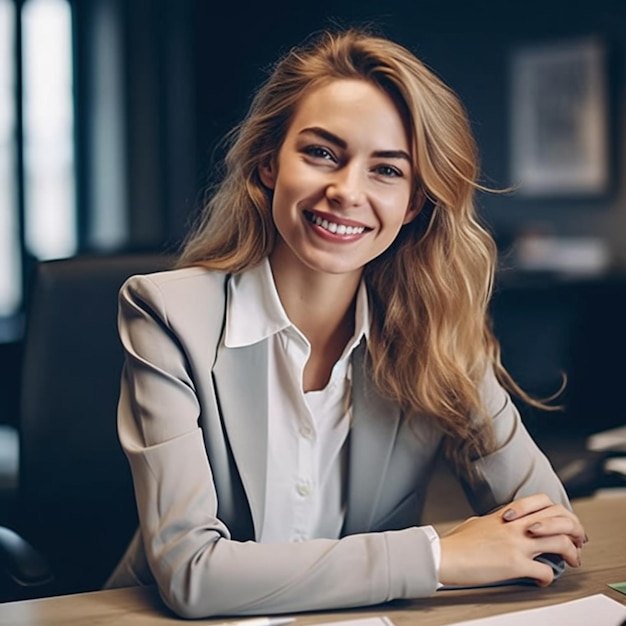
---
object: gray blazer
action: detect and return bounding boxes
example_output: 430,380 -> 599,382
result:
105,267 -> 569,618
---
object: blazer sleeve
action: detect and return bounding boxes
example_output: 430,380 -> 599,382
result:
116,274 -> 440,619
460,366 -> 571,514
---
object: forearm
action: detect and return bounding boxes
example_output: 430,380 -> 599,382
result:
147,527 -> 438,618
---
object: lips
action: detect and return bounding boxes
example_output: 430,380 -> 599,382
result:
303,210 -> 370,236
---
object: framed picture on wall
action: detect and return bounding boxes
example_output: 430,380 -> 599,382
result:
510,37 -> 609,197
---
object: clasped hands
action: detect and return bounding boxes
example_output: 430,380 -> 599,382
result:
438,493 -> 587,587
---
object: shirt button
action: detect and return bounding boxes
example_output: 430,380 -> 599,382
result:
299,424 -> 314,439
296,483 -> 312,497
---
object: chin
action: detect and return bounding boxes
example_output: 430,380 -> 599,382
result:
303,257 -> 364,277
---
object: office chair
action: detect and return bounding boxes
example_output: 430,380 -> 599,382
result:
0,253 -> 174,602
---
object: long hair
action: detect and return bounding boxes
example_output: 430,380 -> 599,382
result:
178,27 -> 549,471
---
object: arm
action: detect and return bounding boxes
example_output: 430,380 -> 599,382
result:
116,274 -> 438,618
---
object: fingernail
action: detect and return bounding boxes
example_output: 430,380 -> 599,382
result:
527,522 -> 542,533
584,533 -> 589,544
502,508 -> 516,521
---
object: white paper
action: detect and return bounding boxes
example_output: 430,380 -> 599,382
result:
444,594 -> 626,625
311,619 -> 394,626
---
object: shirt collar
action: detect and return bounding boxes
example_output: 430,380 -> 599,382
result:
225,258 -> 370,349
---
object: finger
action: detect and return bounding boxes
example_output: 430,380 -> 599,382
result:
526,515 -> 587,548
520,504 -> 587,545
500,494 -> 554,522
530,535 -> 581,569
526,559 -> 556,587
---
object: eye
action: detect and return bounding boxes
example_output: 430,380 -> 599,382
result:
303,145 -> 336,162
373,164 -> 403,178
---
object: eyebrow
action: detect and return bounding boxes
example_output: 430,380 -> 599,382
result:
300,126 -> 412,163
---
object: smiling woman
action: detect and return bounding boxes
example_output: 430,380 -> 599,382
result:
104,27 -> 586,619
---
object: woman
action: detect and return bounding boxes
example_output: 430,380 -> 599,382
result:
105,27 -> 586,618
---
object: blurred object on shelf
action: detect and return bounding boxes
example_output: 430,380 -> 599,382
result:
513,226 -> 611,277
587,425 -> 626,453
559,424 -> 626,498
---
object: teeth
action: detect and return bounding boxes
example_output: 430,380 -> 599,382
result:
309,213 -> 365,235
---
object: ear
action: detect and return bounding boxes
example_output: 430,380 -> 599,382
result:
258,157 -> 277,190
402,187 -> 426,225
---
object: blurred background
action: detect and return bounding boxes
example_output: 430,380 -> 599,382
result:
1,0 -> 626,507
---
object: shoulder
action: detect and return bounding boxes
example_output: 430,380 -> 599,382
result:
119,266 -> 229,329
124,265 -> 227,292
122,267 -> 227,303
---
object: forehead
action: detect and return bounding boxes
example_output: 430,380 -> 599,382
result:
286,78 -> 411,149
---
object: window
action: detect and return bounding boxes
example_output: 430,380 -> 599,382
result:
22,0 -> 77,260
0,0 -> 19,319
0,0 -> 76,338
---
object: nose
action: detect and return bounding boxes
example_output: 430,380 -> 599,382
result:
326,164 -> 366,208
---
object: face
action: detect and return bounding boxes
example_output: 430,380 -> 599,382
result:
259,78 -> 419,281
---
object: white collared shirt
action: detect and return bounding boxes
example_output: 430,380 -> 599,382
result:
225,259 -> 368,542
224,259 -> 440,573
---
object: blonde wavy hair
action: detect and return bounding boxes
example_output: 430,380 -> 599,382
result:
178,27 -> 550,471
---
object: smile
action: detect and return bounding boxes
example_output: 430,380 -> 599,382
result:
304,210 -> 368,235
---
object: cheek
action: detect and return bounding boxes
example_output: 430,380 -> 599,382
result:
270,183 -> 301,237
273,168 -> 321,212
270,184 -> 295,224
379,191 -> 413,229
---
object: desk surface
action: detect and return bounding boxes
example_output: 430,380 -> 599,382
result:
1,494 -> 625,625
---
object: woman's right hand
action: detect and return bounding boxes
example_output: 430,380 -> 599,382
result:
437,494 -> 586,587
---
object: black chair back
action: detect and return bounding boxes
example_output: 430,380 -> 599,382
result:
14,253 -> 173,598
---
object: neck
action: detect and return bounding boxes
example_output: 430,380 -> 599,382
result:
269,260 -> 360,343
268,254 -> 362,391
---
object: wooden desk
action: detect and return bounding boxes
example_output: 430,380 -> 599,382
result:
1,494 -> 625,625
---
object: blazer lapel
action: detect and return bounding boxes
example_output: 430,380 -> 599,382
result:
343,343 -> 403,535
213,339 -> 268,539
